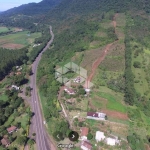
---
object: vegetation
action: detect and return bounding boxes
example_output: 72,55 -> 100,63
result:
0,47 -> 28,80
1,0 -> 150,149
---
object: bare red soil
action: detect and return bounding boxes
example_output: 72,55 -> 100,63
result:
2,43 -> 24,49
102,109 -> 128,120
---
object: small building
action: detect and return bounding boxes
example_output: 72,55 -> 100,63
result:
11,85 -> 20,90
106,137 -> 116,146
1,137 -> 10,147
64,87 -> 75,95
80,127 -> 89,140
7,126 -> 17,134
95,131 -> 105,142
81,141 -> 92,150
87,112 -> 106,120
16,66 -> 22,71
74,76 -> 81,83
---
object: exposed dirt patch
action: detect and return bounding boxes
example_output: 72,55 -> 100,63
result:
2,43 -> 24,49
102,109 -> 128,120
145,144 -> 150,150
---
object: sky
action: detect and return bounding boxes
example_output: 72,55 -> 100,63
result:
0,0 -> 42,11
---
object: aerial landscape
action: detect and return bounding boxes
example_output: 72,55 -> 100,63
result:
0,0 -> 150,150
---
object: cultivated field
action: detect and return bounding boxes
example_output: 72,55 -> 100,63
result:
0,31 -> 41,49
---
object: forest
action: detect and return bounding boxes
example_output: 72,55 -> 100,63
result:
0,48 -> 28,80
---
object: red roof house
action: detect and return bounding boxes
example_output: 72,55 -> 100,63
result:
7,126 -> 17,134
80,127 -> 89,140
1,137 -> 10,147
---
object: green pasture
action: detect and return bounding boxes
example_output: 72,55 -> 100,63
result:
0,94 -> 8,101
95,87 -> 126,113
0,31 -> 41,47
0,26 -> 10,33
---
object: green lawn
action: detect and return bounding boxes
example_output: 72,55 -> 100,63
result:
0,94 -> 8,101
96,91 -> 127,113
0,26 -> 9,33
0,31 -> 41,47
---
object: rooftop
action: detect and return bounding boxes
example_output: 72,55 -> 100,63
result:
81,127 -> 89,136
7,126 -> 17,133
81,141 -> 92,149
87,112 -> 98,117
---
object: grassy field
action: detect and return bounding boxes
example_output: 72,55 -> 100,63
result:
0,93 -> 8,101
0,26 -> 10,33
0,31 -> 41,49
95,91 -> 126,113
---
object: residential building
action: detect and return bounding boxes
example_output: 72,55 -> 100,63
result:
11,85 -> 20,90
7,126 -> 17,134
95,131 -> 105,142
81,141 -> 92,150
64,87 -> 75,95
87,112 -> 106,120
1,137 -> 10,147
74,76 -> 81,83
80,127 -> 89,140
106,137 -> 116,146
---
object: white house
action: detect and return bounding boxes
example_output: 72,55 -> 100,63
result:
95,131 -> 105,142
106,137 -> 116,146
11,85 -> 20,90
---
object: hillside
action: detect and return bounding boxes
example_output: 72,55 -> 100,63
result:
0,0 -> 62,16
0,0 -> 150,150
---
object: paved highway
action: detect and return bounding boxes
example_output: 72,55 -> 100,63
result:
30,26 -> 54,150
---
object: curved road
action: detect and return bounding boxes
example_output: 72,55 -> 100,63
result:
30,26 -> 54,150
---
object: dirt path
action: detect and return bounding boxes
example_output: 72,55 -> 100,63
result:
58,86 -> 72,127
85,14 -> 118,88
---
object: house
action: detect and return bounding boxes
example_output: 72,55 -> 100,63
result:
1,137 -> 10,147
16,66 -> 22,71
81,141 -> 92,150
87,112 -> 106,120
7,126 -> 17,134
11,85 -> 20,90
74,76 -> 81,83
64,87 -> 75,95
80,127 -> 89,140
106,137 -> 116,146
95,131 -> 105,142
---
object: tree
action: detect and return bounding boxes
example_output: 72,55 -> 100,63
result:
27,139 -> 35,146
133,61 -> 141,68
87,133 -> 93,140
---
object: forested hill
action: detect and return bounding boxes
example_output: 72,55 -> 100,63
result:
42,0 -> 150,23
0,0 -> 62,16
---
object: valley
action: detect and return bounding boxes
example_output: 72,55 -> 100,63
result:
1,0 -> 150,150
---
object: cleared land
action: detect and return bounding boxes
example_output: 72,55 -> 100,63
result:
0,31 -> 41,49
0,26 -> 10,33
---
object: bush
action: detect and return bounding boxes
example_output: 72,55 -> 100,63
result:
133,61 -> 141,68
87,133 -> 93,140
